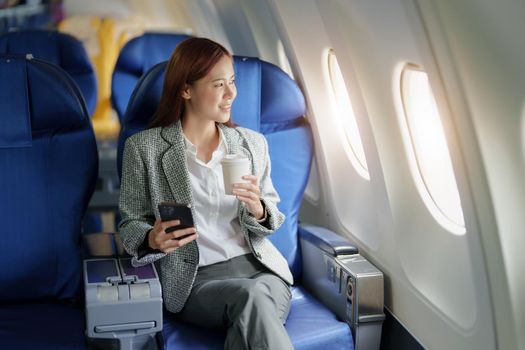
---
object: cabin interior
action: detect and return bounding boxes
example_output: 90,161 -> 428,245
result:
1,1 -> 524,350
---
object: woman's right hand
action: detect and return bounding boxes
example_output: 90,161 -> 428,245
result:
148,219 -> 198,254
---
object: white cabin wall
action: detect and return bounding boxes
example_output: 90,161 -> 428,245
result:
179,0 -> 230,51
205,0 -> 291,73
236,0 -> 286,70
268,0 -> 497,349
203,0 -> 258,57
416,1 -> 525,349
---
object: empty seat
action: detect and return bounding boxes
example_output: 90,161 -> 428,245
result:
111,32 -> 190,122
0,29 -> 102,235
117,56 -> 354,349
0,54 -> 98,349
0,29 -> 98,115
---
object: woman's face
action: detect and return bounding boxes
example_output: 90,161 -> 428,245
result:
182,55 -> 237,124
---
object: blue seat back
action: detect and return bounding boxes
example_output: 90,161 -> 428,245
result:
0,54 -> 98,301
111,32 -> 190,122
118,56 -> 312,280
0,29 -> 98,115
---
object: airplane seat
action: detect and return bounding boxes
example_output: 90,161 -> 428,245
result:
0,29 -> 98,115
118,57 -> 358,349
0,29 -> 101,235
111,32 -> 190,122
0,54 -> 98,349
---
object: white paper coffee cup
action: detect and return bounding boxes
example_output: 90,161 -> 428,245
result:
221,155 -> 250,195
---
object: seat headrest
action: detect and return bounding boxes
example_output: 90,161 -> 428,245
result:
0,54 -> 90,148
261,60 -> 306,123
0,30 -> 61,65
232,57 -> 306,129
0,55 -> 31,147
121,56 -> 305,130
231,56 -> 261,131
0,29 -> 97,115
0,29 -> 89,71
116,32 -> 191,74
124,61 -> 166,129
111,32 -> 190,121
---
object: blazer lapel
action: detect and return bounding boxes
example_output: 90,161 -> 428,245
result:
220,124 -> 240,155
159,122 -> 255,205
160,121 -> 193,205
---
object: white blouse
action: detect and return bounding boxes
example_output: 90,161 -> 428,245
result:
183,129 -> 251,267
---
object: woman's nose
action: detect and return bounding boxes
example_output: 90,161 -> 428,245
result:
225,83 -> 236,99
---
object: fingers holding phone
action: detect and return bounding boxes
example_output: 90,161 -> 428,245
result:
150,202 -> 197,254
148,219 -> 197,254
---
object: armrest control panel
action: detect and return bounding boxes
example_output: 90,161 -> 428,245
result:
84,258 -> 162,349
299,224 -> 385,350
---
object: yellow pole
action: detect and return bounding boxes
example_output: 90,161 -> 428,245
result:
90,17 -> 120,140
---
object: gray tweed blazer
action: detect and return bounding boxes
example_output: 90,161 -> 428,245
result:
118,120 -> 293,313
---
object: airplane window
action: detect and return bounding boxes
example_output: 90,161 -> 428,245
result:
276,39 -> 294,79
327,49 -> 369,180
400,64 -> 466,235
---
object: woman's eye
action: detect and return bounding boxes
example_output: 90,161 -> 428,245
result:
229,79 -> 235,85
214,83 -> 224,88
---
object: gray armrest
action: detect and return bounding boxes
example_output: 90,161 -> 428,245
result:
299,224 -> 358,256
84,257 -> 162,349
299,224 -> 384,350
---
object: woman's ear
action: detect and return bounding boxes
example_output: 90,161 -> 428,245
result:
181,84 -> 191,100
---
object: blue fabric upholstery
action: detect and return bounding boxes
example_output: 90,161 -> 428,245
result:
118,56 -> 353,349
162,286 -> 353,350
0,303 -> 86,350
0,54 -> 96,349
231,57 -> 261,131
0,57 -> 32,148
261,61 -> 306,123
0,29 -> 98,115
111,32 -> 190,121
265,125 -> 312,278
116,61 -> 166,177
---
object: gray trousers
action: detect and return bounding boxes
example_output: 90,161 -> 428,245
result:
176,253 -> 294,350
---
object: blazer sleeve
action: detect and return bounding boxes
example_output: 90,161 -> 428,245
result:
118,137 -> 166,265
239,134 -> 285,237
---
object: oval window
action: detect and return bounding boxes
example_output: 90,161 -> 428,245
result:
400,63 -> 466,234
327,49 -> 369,180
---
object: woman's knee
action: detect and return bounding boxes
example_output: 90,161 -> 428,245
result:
232,278 -> 289,312
234,280 -> 270,304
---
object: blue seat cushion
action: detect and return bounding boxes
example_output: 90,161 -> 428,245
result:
0,303 -> 86,349
162,286 -> 353,350
286,287 -> 354,350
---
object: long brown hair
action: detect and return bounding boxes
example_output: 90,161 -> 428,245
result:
148,37 -> 236,128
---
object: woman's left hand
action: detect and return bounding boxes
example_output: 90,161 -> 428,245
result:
232,175 -> 265,220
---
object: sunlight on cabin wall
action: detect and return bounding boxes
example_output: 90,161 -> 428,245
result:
327,50 -> 369,180
399,65 -> 465,235
522,101 -> 525,164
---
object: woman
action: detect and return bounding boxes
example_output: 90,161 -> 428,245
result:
118,37 -> 294,350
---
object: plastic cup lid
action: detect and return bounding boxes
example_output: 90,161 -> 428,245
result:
221,154 -> 249,163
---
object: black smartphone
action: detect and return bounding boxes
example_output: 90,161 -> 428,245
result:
158,202 -> 195,238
